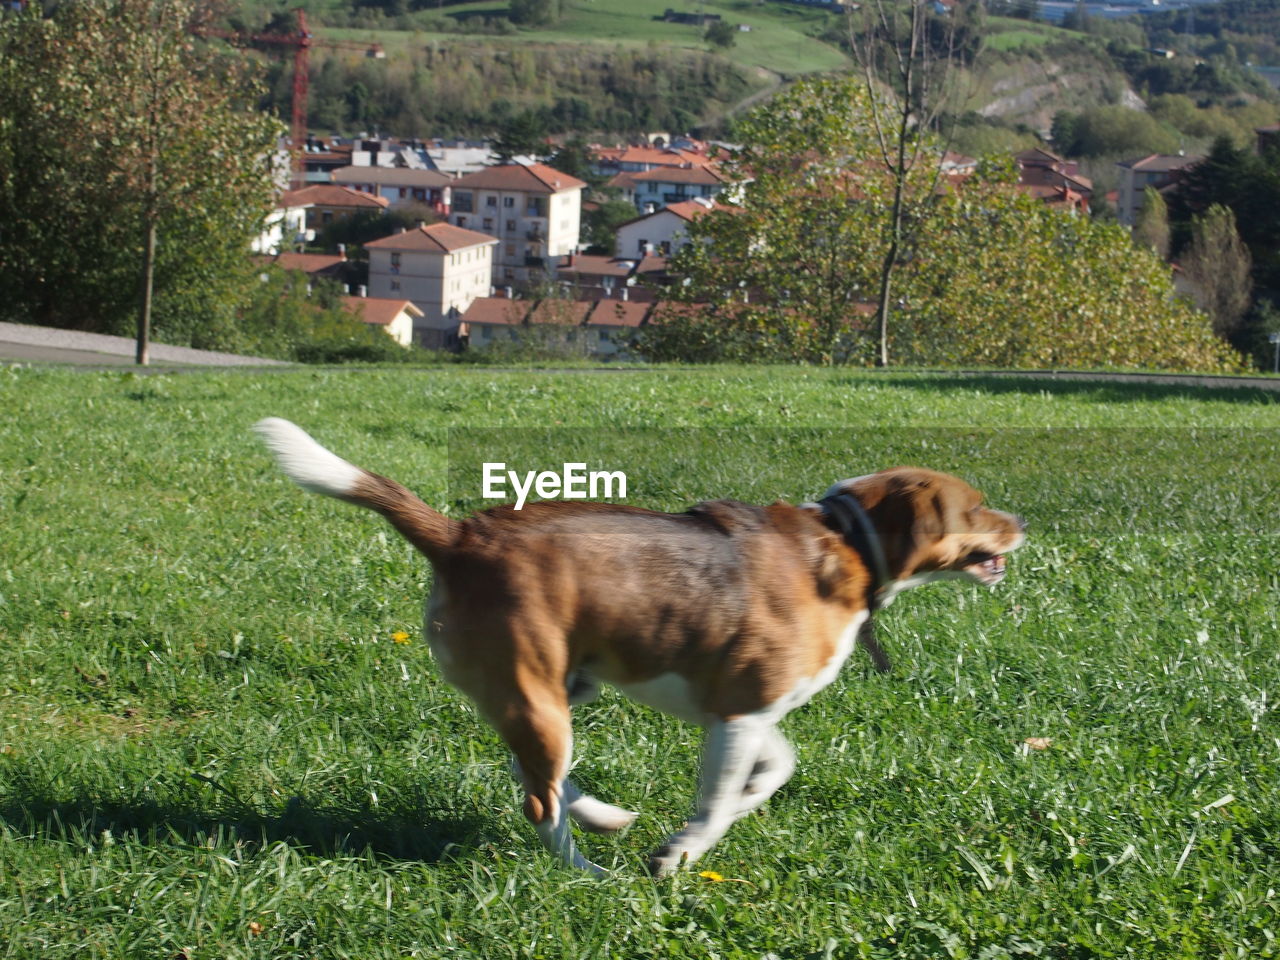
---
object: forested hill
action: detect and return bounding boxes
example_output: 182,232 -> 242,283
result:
1144,0 -> 1280,56
263,42 -> 761,138
232,0 -> 840,138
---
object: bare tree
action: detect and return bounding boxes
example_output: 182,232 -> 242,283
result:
1181,204 -> 1252,340
849,0 -> 971,366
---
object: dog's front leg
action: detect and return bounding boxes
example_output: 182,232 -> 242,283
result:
649,718 -> 764,876
735,726 -> 795,817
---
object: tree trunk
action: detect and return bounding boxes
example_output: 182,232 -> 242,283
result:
137,216 -> 156,366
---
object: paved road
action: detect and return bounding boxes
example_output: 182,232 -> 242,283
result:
0,321 -> 289,368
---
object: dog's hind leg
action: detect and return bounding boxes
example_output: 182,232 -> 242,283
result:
497,695 -> 606,875
559,671 -> 638,834
564,780 -> 639,834
735,726 -> 795,818
649,717 -> 764,876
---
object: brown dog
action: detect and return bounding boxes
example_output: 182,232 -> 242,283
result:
255,418 -> 1025,875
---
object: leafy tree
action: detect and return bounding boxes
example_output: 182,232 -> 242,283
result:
1050,111 -> 1082,155
1180,204 -> 1252,342
314,205 -> 442,256
1133,186 -> 1171,259
0,0 -> 280,362
491,111 -> 548,163
642,79 -> 1239,372
705,19 -> 736,50
1051,105 -> 1180,158
508,0 -> 560,27
583,199 -> 642,256
1168,135 -> 1280,292
234,267 -> 423,363
641,76 -> 889,364
899,177 -> 1239,371
546,136 -> 607,190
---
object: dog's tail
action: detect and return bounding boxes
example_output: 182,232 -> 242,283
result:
254,417 -> 453,561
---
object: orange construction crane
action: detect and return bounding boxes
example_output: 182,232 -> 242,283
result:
196,9 -> 384,189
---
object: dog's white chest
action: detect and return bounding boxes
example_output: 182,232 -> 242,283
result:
756,611 -> 868,722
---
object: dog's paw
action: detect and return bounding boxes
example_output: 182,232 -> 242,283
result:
647,844 -> 691,878
569,795 -> 639,835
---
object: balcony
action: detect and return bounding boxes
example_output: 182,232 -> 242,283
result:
524,255 -> 545,268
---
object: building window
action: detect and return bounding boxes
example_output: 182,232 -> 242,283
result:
390,280 -> 401,291
506,220 -> 516,232
454,191 -> 473,213
503,196 -> 515,208
391,252 -> 401,267
638,238 -> 647,253
506,245 -> 516,257
483,218 -> 494,231
457,216 -> 467,227
486,195 -> 497,207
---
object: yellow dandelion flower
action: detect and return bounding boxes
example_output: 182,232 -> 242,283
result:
391,631 -> 411,644
699,870 -> 725,882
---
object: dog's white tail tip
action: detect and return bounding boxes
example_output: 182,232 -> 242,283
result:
254,417 -> 363,498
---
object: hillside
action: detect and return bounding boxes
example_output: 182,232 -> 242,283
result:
237,0 -> 1276,140
265,39 -> 769,137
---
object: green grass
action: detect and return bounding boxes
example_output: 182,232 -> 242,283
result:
981,16 -> 1095,53
324,0 -> 850,76
2,365 -> 1280,958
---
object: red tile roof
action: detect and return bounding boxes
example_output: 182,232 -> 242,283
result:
1118,153 -> 1202,172
606,171 -> 642,192
631,165 -> 728,186
331,165 -> 453,188
364,222 -> 498,253
462,297 -> 654,329
557,255 -> 634,278
660,199 -> 726,222
528,300 -> 594,325
256,252 -> 345,275
1014,147 -> 1063,166
587,300 -> 649,328
452,163 -> 586,193
595,145 -> 715,168
556,254 -> 667,284
278,185 -> 389,209
618,200 -> 726,230
460,297 -> 532,326
341,297 -> 423,326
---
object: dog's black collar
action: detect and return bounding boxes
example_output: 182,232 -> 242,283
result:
818,492 -> 891,599
816,491 -> 893,673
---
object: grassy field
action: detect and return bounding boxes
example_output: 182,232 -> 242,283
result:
981,16 -> 1088,53
2,364 -> 1280,958
324,0 -> 850,77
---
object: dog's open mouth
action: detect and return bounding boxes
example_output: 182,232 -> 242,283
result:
964,552 -> 1007,584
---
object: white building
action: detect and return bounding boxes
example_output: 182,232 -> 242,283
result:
365,223 -> 498,348
448,163 -> 586,288
614,198 -> 724,258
